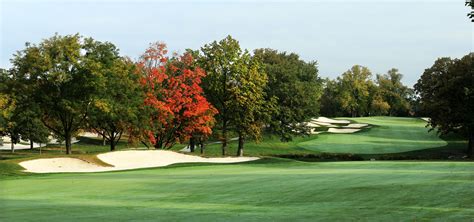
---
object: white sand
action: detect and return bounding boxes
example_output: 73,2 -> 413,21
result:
19,150 -> 259,173
80,132 -> 101,138
342,123 -> 368,128
327,128 -> 361,133
311,121 -> 337,127
313,117 -> 350,124
421,117 -> 430,122
306,122 -> 321,127
19,158 -> 109,173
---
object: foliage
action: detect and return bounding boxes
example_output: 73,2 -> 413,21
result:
375,68 -> 411,116
9,34 -> 114,154
198,36 -> 272,155
138,42 -> 217,149
414,53 -> 474,156
320,78 -> 344,117
87,54 -> 143,151
253,48 -> 322,141
338,65 -> 373,117
229,53 -> 271,156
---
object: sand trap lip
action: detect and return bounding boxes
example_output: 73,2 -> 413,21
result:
312,121 -> 337,127
307,122 -> 321,127
421,117 -> 430,122
327,128 -> 361,133
342,123 -> 368,128
19,150 -> 259,173
313,117 -> 350,124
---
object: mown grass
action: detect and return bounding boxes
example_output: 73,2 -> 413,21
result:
298,116 -> 449,154
1,159 -> 473,221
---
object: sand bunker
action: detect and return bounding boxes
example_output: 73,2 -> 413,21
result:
307,122 -> 321,127
19,158 -> 108,173
311,121 -> 337,127
342,123 -> 368,128
313,117 -> 350,124
19,150 -> 259,173
421,117 -> 430,122
327,128 -> 361,133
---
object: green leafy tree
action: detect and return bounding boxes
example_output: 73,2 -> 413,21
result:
320,78 -> 344,117
414,53 -> 474,157
5,67 -> 50,150
198,36 -> 242,155
338,65 -> 373,117
10,34 -> 112,154
253,48 -> 322,141
87,57 -> 143,151
229,54 -> 271,156
376,69 -> 411,116
0,68 -> 8,146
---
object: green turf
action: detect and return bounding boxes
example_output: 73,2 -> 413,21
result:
1,159 -> 473,221
298,116 -> 448,154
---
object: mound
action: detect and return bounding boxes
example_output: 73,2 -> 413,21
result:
313,117 -> 350,124
19,150 -> 259,173
327,128 -> 361,133
342,123 -> 368,128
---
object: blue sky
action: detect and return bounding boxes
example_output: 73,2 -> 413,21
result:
1,0 -> 472,86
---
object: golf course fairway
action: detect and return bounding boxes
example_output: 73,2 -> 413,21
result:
299,117 -> 448,154
1,160 -> 473,221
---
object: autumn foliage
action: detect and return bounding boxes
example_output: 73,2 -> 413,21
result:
137,43 -> 217,149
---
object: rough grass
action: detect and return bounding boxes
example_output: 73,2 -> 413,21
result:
298,117 -> 448,154
1,159 -> 473,221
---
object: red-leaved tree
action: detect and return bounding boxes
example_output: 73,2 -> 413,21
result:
136,42 -> 217,149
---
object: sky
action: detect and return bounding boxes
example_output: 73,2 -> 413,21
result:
0,0 -> 472,86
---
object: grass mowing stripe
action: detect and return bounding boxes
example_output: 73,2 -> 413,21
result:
1,160 -> 473,221
298,116 -> 448,154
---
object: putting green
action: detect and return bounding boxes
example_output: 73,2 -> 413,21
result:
299,117 -> 448,154
1,160 -> 473,221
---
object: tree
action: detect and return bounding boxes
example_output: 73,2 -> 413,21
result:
87,55 -> 143,151
253,48 -> 322,141
338,65 -> 373,117
467,0 -> 474,22
10,34 -> 112,154
375,69 -> 411,116
229,54 -> 270,156
0,68 -> 8,146
320,78 -> 345,117
138,42 -> 217,149
198,36 -> 246,155
414,53 -> 474,157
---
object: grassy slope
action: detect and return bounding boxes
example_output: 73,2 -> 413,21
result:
171,134 -> 319,157
1,159 -> 473,221
298,117 -> 448,154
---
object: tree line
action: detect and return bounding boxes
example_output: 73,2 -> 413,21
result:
0,34 -> 472,156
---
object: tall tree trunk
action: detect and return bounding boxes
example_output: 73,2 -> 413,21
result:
222,120 -> 227,156
200,140 -> 205,155
65,133 -> 72,155
30,140 -> 34,150
0,137 -> 3,146
11,141 -> 14,153
237,132 -> 244,157
154,137 -> 163,149
102,131 -> 106,146
468,129 -> 473,158
110,141 -> 116,151
189,137 -> 195,152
